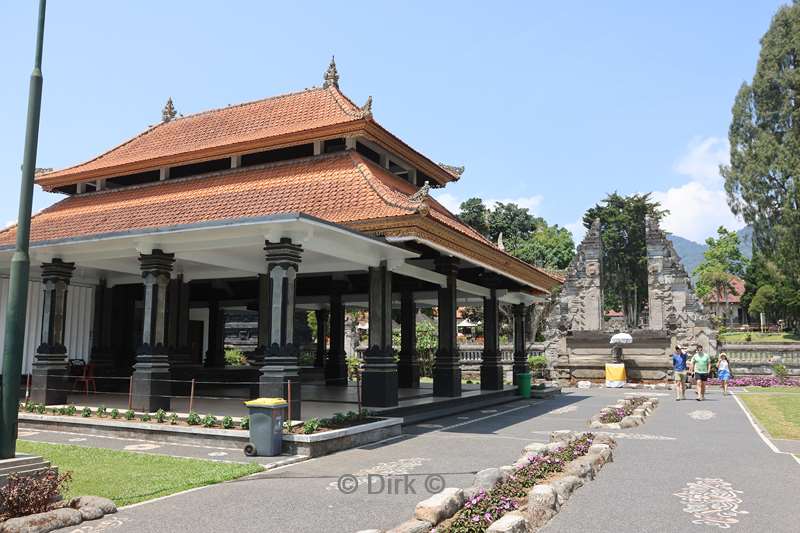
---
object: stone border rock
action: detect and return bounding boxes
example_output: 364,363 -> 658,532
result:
358,430 -> 617,533
0,495 -> 117,533
588,394 -> 659,430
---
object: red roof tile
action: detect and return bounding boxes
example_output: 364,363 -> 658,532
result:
42,87 -> 364,181
2,153 -> 476,247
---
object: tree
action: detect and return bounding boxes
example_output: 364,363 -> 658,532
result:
458,198 -> 489,237
721,2 -> 800,328
694,227 -> 749,324
583,192 -> 666,326
514,221 -> 575,270
457,198 -> 575,270
748,284 -> 777,316
485,202 -> 537,248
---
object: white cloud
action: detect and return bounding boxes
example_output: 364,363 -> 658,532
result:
487,195 -> 544,211
652,181 -> 744,242
431,191 -> 544,215
651,136 -> 743,243
565,220 -> 586,243
673,136 -> 729,185
432,192 -> 462,213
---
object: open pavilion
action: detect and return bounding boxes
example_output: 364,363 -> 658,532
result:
0,60 -> 561,419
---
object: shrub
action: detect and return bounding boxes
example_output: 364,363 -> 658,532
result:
110,408 -> 120,419
187,411 -> 201,425
65,405 -> 77,416
221,415 -> 234,429
201,414 -> 218,428
154,409 -> 167,423
302,418 -> 321,434
224,348 -> 247,367
124,409 -> 135,420
140,413 -> 152,422
23,402 -> 35,413
745,333 -> 752,342
346,356 -> 361,381
96,405 -> 107,418
0,469 -> 71,520
331,412 -> 347,425
773,363 -> 788,382
169,412 -> 179,425
35,404 -> 46,415
81,407 -> 92,418
240,416 -> 250,430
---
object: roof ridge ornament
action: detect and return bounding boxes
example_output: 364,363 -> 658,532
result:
497,232 -> 505,251
358,95 -> 373,118
322,56 -> 339,89
409,180 -> 431,203
437,163 -> 465,178
162,97 -> 177,123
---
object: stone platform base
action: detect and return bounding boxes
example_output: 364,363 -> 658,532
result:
0,454 -> 53,487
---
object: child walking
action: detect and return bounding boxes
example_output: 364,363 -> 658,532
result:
717,353 -> 732,396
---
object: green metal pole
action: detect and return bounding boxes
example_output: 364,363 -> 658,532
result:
0,0 -> 47,460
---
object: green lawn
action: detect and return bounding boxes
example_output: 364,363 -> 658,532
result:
16,441 -> 263,507
719,331 -> 800,343
739,394 -> 800,440
744,386 -> 800,393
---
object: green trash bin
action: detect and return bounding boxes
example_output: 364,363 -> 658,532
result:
517,373 -> 532,399
243,398 -> 287,457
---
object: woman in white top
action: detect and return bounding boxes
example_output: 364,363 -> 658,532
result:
717,353 -> 731,396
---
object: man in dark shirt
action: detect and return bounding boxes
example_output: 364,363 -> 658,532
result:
671,344 -> 688,400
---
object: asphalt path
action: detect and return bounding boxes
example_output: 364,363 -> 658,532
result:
34,386 -> 798,533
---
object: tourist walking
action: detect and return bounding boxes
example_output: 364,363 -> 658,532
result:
690,344 -> 711,401
671,344 -> 688,400
717,353 -> 732,396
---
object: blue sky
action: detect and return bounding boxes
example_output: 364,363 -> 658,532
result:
0,1 -> 785,243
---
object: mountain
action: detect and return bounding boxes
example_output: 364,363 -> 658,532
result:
667,226 -> 753,279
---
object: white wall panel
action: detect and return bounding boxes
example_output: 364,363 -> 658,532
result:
0,278 -> 94,374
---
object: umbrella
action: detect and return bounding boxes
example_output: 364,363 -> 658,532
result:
609,332 -> 633,344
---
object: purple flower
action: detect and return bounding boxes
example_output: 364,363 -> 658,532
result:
472,515 -> 481,522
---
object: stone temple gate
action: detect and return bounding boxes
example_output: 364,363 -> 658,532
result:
544,217 -> 716,383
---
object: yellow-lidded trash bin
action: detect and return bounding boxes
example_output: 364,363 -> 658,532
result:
243,398 -> 287,457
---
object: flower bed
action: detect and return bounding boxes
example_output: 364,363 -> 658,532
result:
598,396 -> 647,423
589,394 -> 659,429
708,376 -> 800,388
18,402 -> 374,435
437,434 -> 594,532
371,431 -> 617,533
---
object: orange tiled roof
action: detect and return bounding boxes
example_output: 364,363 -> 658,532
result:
0,152 -> 559,291
37,86 -> 460,188
706,275 -> 745,304
41,87 -> 363,181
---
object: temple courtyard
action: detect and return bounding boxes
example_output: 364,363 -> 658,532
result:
13,385 -> 799,533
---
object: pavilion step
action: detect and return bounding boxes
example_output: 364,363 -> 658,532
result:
379,389 -> 520,425
0,455 -> 53,486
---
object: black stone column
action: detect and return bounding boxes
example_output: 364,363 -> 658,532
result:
89,278 -> 115,384
512,303 -> 528,385
205,296 -> 225,368
131,250 -> 174,412
324,282 -> 348,386
31,259 -> 75,405
481,287 -> 504,390
433,257 -> 461,397
362,262 -> 398,407
397,288 -> 419,389
257,238 -> 303,419
314,309 -> 328,368
166,275 -> 192,366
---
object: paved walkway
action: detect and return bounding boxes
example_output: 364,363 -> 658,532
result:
31,386 -> 798,533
